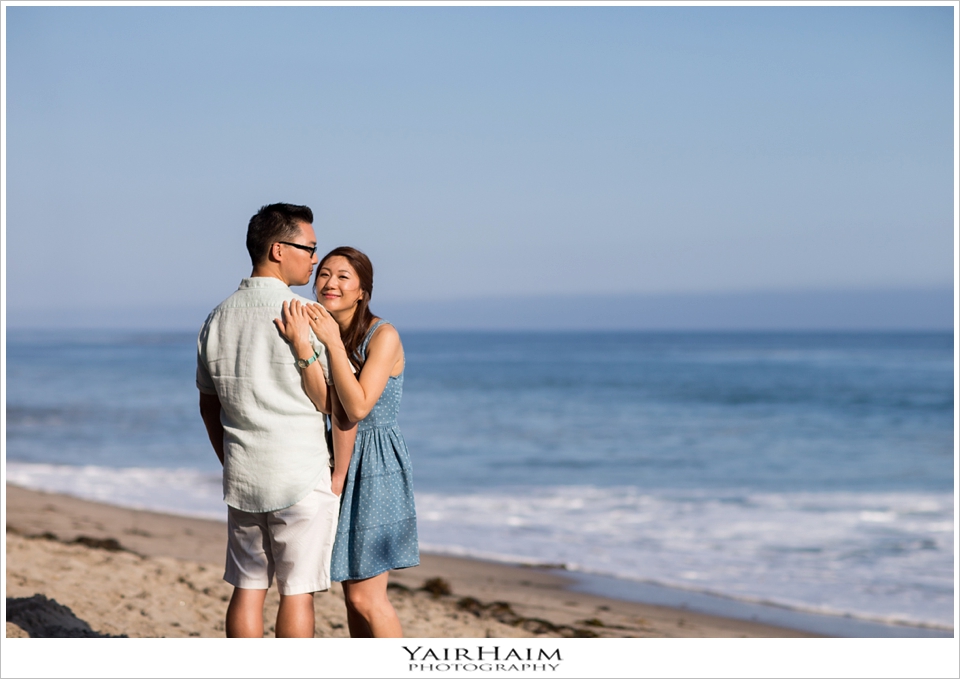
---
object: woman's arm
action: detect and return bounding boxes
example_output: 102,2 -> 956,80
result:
274,299 -> 331,414
307,306 -> 403,423
329,382 -> 356,497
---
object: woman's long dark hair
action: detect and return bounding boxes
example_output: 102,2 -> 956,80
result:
315,246 -> 375,372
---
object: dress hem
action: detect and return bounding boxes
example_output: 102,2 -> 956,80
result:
332,559 -> 421,583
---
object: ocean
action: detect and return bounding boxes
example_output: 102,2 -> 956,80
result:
4,329 -> 955,635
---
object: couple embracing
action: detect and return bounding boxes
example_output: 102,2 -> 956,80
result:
197,202 -> 418,638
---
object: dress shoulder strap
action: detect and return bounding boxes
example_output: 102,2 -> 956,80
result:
357,319 -> 391,362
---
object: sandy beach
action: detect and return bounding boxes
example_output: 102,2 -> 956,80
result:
5,483 -> 814,639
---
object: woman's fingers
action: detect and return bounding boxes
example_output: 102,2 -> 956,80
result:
289,299 -> 313,323
277,301 -> 291,329
279,300 -> 307,335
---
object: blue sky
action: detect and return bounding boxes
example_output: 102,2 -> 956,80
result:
4,5 -> 955,321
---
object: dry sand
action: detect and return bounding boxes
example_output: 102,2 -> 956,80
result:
5,484 -> 814,638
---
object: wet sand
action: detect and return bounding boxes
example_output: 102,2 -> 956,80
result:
5,483 -> 815,638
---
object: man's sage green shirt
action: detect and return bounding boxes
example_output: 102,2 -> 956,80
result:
197,277 -> 332,513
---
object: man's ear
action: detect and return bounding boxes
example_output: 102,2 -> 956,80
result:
268,242 -> 282,263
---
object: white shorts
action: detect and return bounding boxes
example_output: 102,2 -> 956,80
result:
224,479 -> 340,596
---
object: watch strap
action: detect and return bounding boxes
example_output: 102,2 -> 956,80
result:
296,351 -> 320,369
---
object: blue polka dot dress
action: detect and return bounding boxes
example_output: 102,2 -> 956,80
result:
330,320 -> 420,582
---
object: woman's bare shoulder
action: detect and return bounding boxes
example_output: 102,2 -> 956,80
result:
368,319 -> 401,346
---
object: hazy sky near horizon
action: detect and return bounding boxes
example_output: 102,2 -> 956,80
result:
5,5 -> 955,311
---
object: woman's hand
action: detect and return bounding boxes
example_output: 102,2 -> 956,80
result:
331,470 -> 346,497
275,299 -> 331,413
306,303 -> 344,351
273,299 -> 315,359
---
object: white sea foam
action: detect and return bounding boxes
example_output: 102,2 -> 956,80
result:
6,462 -> 225,521
416,486 -> 955,629
5,461 -> 954,629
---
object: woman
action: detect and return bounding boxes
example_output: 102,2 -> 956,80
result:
308,246 -> 419,638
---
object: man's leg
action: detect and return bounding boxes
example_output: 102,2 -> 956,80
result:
224,506 -> 274,637
226,587 -> 267,638
341,573 -> 402,638
268,477 -> 339,638
276,592 -> 316,637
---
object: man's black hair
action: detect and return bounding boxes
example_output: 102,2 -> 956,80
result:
246,203 -> 314,266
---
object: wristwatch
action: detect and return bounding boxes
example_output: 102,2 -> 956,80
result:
296,351 -> 320,369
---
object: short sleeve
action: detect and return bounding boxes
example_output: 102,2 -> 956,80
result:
196,361 -> 216,394
196,322 -> 217,395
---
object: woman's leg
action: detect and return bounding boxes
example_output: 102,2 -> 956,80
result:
341,572 -> 403,638
343,592 -> 373,638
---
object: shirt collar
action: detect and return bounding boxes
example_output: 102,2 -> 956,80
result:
238,276 -> 291,290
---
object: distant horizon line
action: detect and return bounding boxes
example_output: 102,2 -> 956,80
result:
372,285 -> 957,303
6,285 -> 955,309
5,288 -> 954,332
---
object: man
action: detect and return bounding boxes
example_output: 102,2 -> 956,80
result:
197,202 -> 348,637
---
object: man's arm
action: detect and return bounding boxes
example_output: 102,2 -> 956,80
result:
199,392 -> 225,466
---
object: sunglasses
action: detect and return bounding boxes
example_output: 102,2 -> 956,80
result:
278,241 -> 317,256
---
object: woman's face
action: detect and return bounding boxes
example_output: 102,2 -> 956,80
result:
316,255 -> 364,313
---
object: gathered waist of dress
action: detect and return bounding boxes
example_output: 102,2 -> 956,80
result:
356,418 -> 399,433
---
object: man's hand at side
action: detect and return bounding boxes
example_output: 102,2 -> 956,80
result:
199,391 -> 225,465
